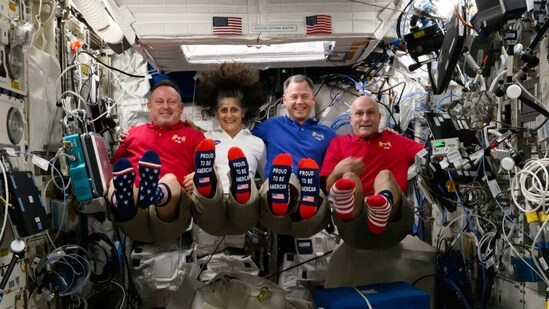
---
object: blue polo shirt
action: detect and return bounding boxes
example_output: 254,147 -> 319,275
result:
252,116 -> 336,177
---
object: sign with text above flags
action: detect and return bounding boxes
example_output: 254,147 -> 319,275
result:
251,24 -> 297,32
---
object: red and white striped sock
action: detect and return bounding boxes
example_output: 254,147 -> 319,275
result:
365,194 -> 392,234
329,178 -> 356,222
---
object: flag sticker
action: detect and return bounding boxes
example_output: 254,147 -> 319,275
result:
213,16 -> 242,35
272,193 -> 285,200
306,15 -> 332,34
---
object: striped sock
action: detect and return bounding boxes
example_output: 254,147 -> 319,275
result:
365,190 -> 393,234
137,150 -> 164,208
228,147 -> 250,204
298,158 -> 320,220
194,139 -> 216,198
269,153 -> 292,216
329,178 -> 356,222
112,158 -> 136,221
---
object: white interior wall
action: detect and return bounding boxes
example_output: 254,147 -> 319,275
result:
111,50 -> 151,130
117,0 -> 391,37
27,47 -> 63,152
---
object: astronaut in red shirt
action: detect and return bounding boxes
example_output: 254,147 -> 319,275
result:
320,96 -> 424,249
107,80 -> 205,242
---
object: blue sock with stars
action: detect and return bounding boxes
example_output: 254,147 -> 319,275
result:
137,150 -> 164,208
111,158 -> 136,221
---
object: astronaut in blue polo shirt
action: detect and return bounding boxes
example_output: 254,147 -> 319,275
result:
253,74 -> 335,237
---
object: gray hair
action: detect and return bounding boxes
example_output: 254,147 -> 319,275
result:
283,75 -> 314,93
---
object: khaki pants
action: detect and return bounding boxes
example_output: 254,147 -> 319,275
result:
333,194 -> 414,250
112,192 -> 193,243
192,173 -> 260,236
258,174 -> 330,238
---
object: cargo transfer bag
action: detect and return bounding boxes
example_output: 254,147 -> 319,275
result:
167,270 -> 288,309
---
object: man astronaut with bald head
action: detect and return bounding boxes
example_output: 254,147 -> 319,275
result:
320,95 -> 424,249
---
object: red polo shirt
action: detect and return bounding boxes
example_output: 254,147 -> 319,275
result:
320,131 -> 424,196
112,121 -> 206,186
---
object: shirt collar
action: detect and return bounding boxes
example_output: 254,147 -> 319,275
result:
213,126 -> 251,136
351,132 -> 382,142
148,120 -> 185,130
284,115 -> 318,127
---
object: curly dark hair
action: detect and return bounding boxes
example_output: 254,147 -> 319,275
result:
196,62 -> 265,126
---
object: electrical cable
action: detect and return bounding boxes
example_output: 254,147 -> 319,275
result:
114,229 -> 135,309
330,112 -> 352,133
495,198 -> 549,284
81,51 -> 147,79
511,158 -> 549,212
264,250 -> 333,279
442,277 -> 472,309
446,171 -> 491,304
111,280 -> 126,309
531,213 -> 549,285
514,80 -> 549,118
528,17 -> 549,51
35,244 -> 92,297
434,93 -> 460,112
411,273 -> 438,286
0,158 -> 9,244
81,233 -> 120,284
396,0 -> 416,38
531,117 -> 548,132
196,236 -> 226,279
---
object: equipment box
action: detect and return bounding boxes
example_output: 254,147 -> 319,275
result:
314,281 -> 429,309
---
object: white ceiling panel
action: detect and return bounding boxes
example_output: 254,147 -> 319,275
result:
102,0 -> 405,71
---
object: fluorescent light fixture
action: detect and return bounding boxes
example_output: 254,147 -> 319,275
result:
181,41 -> 334,64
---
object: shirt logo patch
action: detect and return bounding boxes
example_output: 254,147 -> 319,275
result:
172,134 -> 186,144
312,131 -> 324,141
378,141 -> 392,150
214,139 -> 221,145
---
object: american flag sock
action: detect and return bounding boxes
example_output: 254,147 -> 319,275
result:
297,158 -> 320,220
112,158 -> 136,221
194,139 -> 216,198
155,183 -> 171,208
365,190 -> 393,234
269,153 -> 292,216
329,178 -> 356,222
228,147 -> 250,204
137,150 -> 164,208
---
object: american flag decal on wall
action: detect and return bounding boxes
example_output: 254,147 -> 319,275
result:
306,14 -> 332,34
212,16 -> 242,35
